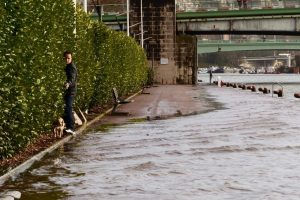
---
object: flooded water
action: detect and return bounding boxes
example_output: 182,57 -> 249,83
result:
198,73 -> 300,99
2,74 -> 300,199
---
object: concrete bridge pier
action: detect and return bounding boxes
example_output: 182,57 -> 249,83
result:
130,0 -> 197,85
176,35 -> 197,84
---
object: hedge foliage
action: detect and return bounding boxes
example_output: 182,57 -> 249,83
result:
91,22 -> 148,106
0,1 -> 148,159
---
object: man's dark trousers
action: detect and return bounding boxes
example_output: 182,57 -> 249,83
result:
64,93 -> 74,130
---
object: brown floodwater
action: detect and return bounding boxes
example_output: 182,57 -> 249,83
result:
2,85 -> 300,199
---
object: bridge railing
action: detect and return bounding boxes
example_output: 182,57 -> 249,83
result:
176,0 -> 300,12
198,39 -> 300,44
86,3 -> 127,17
85,0 -> 300,17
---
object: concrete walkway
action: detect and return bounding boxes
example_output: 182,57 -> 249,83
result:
89,85 -> 217,127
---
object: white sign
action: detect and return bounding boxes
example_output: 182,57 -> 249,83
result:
160,58 -> 169,65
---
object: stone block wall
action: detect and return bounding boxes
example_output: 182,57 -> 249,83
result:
130,0 -> 177,84
175,35 -> 197,84
293,55 -> 300,73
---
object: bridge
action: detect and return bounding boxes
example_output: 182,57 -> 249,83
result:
197,39 -> 300,54
176,8 -> 300,35
84,0 -> 300,84
92,7 -> 300,35
91,1 -> 300,36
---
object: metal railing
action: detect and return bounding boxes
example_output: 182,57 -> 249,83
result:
198,39 -> 300,44
87,4 -> 127,16
86,0 -> 300,17
176,0 -> 300,12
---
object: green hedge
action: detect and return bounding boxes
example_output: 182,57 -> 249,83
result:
75,10 -> 148,108
0,1 -> 148,159
90,22 -> 148,106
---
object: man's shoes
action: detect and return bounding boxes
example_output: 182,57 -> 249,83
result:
65,129 -> 76,135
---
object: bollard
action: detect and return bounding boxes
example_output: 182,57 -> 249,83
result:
274,89 -> 283,97
263,87 -> 270,94
294,93 -> 300,98
217,76 -> 221,87
278,89 -> 283,97
246,86 -> 252,90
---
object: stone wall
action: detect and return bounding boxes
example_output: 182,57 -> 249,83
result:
175,35 -> 197,84
293,55 -> 300,73
130,0 -> 177,84
93,0 -> 197,85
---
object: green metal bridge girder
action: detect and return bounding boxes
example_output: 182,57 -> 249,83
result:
94,7 -> 300,23
176,7 -> 300,20
197,41 -> 300,54
95,7 -> 300,35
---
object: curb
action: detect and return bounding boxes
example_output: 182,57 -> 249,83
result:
0,89 -> 142,186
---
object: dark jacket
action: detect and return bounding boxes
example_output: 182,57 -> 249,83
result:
65,62 -> 77,96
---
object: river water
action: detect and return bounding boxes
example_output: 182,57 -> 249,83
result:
198,73 -> 300,99
2,74 -> 300,199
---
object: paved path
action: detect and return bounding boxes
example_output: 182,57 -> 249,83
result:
90,85 -> 218,127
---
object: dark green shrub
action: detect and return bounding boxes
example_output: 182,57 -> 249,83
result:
0,0 -> 75,158
90,23 -> 148,107
0,1 -> 148,160
74,9 -> 100,110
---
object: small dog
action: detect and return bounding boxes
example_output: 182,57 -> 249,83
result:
52,117 -> 65,138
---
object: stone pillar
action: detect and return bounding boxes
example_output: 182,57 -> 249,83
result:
175,35 -> 197,84
130,0 -> 176,84
295,54 -> 300,74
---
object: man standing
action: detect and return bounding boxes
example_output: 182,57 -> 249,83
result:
209,69 -> 213,85
63,51 -> 77,135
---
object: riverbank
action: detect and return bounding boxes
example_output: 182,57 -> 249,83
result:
0,84 -> 217,185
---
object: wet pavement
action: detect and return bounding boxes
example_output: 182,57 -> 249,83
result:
2,85 -> 300,199
88,85 -> 218,127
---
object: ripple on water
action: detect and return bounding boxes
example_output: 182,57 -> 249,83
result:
125,161 -> 158,171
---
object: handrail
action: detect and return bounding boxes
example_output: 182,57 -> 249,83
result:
198,39 -> 300,44
87,0 -> 300,18
271,82 -> 283,97
176,0 -> 300,12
